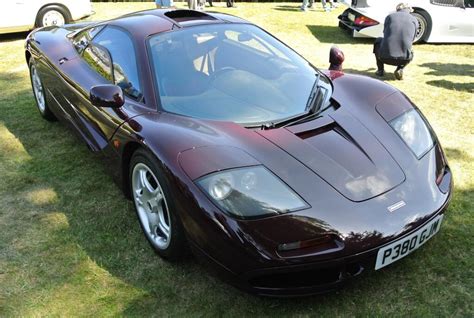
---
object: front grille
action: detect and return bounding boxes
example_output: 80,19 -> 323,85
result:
249,267 -> 342,289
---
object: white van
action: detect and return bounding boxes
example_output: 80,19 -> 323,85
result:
338,0 -> 474,43
0,0 -> 93,34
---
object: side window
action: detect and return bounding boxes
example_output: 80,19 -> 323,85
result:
83,44 -> 113,83
93,27 -> 143,101
72,26 -> 104,55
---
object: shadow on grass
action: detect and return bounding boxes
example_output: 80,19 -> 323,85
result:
273,5 -> 302,12
0,31 -> 29,43
445,148 -> 472,162
343,68 -> 376,77
420,62 -> 474,77
343,68 -> 402,82
426,80 -> 474,93
307,25 -> 374,44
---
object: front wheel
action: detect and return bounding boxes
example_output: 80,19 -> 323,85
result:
29,61 -> 56,121
130,149 -> 188,260
412,11 -> 431,44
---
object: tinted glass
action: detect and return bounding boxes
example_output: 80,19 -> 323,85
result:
94,27 -> 143,100
149,24 -> 330,125
83,44 -> 113,82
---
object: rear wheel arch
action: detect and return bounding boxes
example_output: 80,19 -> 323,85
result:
121,141 -> 143,199
411,8 -> 432,43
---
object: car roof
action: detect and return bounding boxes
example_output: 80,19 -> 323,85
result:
106,9 -> 249,38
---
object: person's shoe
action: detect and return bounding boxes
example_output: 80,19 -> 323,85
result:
375,69 -> 385,77
394,68 -> 404,80
307,4 -> 313,8
300,6 -> 307,11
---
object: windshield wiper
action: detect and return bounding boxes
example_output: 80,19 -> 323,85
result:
255,73 -> 329,130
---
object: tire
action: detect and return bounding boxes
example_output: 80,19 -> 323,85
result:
29,60 -> 57,121
130,148 -> 188,260
412,11 -> 431,44
35,5 -> 71,28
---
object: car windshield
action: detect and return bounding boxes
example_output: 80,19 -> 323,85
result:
148,23 -> 331,126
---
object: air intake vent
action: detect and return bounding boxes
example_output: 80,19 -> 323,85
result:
164,10 -> 217,23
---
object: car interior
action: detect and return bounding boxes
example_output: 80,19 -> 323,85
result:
149,25 -> 317,125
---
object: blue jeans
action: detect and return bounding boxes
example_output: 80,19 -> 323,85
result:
301,0 -> 314,9
322,0 -> 334,8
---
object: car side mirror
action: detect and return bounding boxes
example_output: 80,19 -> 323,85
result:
90,85 -> 124,108
238,33 -> 252,42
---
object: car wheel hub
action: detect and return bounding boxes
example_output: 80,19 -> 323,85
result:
42,10 -> 65,27
132,163 -> 171,249
414,15 -> 426,42
31,65 -> 46,112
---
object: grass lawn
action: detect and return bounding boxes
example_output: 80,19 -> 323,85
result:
0,2 -> 473,316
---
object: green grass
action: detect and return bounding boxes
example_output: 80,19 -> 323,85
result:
0,2 -> 473,317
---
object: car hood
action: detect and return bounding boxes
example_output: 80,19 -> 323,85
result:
257,108 -> 405,202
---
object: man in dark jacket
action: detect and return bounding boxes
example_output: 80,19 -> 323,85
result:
373,3 -> 418,80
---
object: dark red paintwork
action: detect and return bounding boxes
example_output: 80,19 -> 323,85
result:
25,9 -> 452,296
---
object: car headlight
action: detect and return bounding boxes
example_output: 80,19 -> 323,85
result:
197,166 -> 309,219
390,109 -> 434,159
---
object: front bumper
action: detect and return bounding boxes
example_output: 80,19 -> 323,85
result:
191,189 -> 452,297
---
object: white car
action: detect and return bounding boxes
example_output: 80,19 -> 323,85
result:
0,0 -> 93,34
338,0 -> 474,43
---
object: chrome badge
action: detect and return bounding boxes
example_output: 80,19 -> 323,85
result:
388,201 -> 406,213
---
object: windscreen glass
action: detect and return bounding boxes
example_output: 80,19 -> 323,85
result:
148,24 -> 330,125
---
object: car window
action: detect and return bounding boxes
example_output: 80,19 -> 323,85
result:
148,24 -> 330,126
82,44 -> 113,83
93,27 -> 143,101
73,26 -> 104,55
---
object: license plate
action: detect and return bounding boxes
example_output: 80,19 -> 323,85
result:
375,215 -> 444,270
348,13 -> 356,22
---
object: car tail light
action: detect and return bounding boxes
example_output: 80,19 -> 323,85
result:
354,16 -> 379,26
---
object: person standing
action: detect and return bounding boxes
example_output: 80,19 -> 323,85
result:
188,0 -> 198,10
156,0 -> 174,8
373,3 -> 418,80
300,0 -> 314,11
321,0 -> 335,12
227,0 -> 235,8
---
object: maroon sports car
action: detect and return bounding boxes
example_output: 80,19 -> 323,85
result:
25,9 -> 452,296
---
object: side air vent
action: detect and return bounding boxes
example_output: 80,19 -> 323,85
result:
164,10 -> 217,23
295,122 -> 336,140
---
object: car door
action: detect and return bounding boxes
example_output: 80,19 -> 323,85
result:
58,25 -> 146,152
0,0 -> 38,32
428,0 -> 474,42
456,0 -> 474,41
